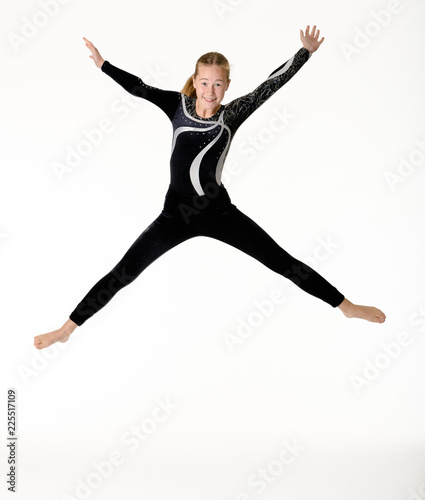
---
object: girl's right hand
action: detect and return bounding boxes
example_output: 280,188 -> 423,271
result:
83,37 -> 105,68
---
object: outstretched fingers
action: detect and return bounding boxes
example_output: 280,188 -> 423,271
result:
300,24 -> 325,52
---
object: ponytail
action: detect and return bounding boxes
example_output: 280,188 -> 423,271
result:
181,74 -> 197,98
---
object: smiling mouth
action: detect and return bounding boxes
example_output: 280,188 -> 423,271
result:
204,97 -> 216,102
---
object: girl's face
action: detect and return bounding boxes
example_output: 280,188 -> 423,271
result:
192,64 -> 230,114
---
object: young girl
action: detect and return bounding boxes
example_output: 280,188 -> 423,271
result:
34,25 -> 386,350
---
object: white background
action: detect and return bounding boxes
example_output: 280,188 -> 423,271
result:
1,0 -> 425,499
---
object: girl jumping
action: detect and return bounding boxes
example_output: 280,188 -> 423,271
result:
34,25 -> 386,350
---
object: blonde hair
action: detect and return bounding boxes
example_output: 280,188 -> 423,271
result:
181,51 -> 230,98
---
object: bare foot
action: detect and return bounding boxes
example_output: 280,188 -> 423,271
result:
338,298 -> 386,323
34,319 -> 78,350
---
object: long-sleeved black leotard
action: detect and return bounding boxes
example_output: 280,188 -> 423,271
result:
69,47 -> 344,326
99,47 -> 312,197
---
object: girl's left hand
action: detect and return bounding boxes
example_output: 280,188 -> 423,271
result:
300,25 -> 324,53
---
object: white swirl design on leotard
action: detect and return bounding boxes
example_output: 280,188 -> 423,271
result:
189,114 -> 226,195
176,97 -> 228,196
214,120 -> 232,186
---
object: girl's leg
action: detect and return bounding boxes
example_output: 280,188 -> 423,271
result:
69,215 -> 195,326
201,205 -> 344,307
34,211 -> 195,349
201,205 -> 385,322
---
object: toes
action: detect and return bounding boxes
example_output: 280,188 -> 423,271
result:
374,308 -> 386,323
33,336 -> 45,349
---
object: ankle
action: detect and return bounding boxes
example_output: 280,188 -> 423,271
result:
62,318 -> 78,334
338,298 -> 353,311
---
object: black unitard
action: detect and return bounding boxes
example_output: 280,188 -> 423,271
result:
69,47 -> 344,326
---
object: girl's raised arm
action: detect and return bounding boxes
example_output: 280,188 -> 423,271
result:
82,36 -> 180,121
